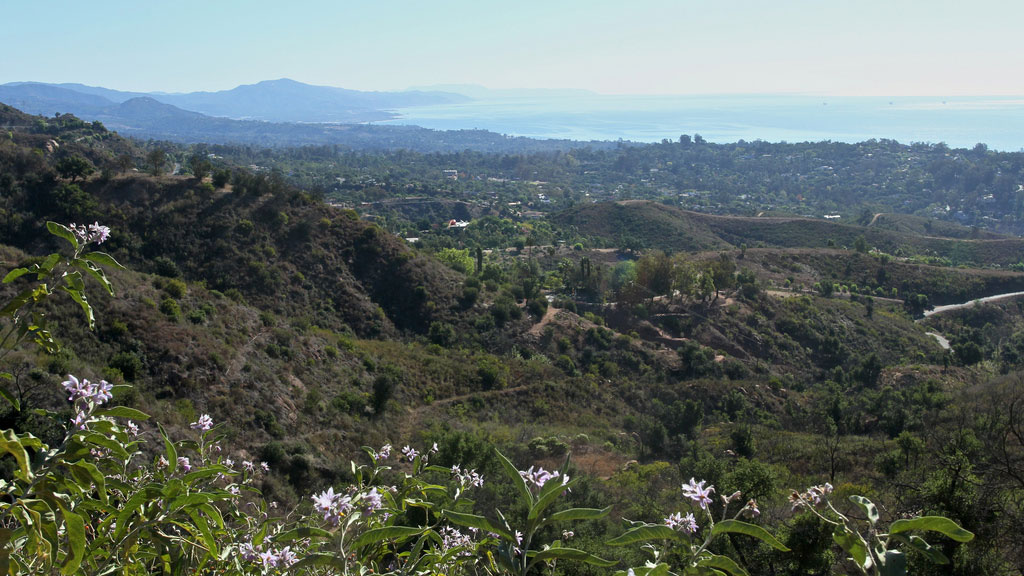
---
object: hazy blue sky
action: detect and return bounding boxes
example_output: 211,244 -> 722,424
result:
5,0 -> 1022,95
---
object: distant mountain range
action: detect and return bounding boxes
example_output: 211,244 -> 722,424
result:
0,78 -> 469,123
0,81 -> 620,153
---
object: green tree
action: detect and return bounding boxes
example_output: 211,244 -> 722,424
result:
146,148 -> 167,176
55,155 -> 95,183
188,153 -> 212,181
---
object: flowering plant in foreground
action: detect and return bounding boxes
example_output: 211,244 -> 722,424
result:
788,482 -> 974,576
445,450 -> 614,576
607,478 -> 788,576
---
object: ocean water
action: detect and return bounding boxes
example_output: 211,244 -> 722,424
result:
376,94 -> 1024,151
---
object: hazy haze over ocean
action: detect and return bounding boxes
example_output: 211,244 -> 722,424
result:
377,94 -> 1024,151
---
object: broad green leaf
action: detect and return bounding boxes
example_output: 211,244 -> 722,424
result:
0,288 -> 37,316
2,268 -> 30,283
81,432 -> 129,460
495,449 -> 533,506
443,509 -> 514,541
834,528 -> 869,570
849,495 -> 880,525
291,553 -> 347,571
187,510 -> 218,558
530,546 -> 616,567
891,534 -> 948,565
699,553 -> 750,576
888,516 -> 974,542
529,477 -> 576,521
0,384 -> 20,411
0,429 -> 33,480
94,406 -> 151,421
712,520 -> 789,551
547,507 -> 610,523
37,253 -> 61,275
67,460 -> 107,503
60,285 -> 94,329
47,221 -> 78,251
73,259 -> 114,296
54,501 -> 85,575
82,251 -> 125,270
353,526 -> 425,549
113,489 -> 151,541
606,524 -> 682,546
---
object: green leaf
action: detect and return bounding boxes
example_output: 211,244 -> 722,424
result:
187,510 -> 218,558
353,526 -> 425,549
699,553 -> 750,576
82,251 -> 125,270
0,288 -> 38,317
891,534 -> 948,565
0,429 -> 34,480
606,524 -> 682,546
47,221 -> 78,251
60,285 -> 94,329
0,384 -> 19,412
529,476 -> 576,521
114,489 -> 150,541
495,449 -> 533,506
160,425 -> 178,473
547,507 -> 610,523
37,253 -> 61,275
94,406 -> 150,421
849,495 -> 880,525
443,509 -> 514,541
530,546 -> 616,567
73,259 -> 115,296
888,516 -> 974,542
81,432 -> 129,460
67,460 -> 107,503
712,520 -> 790,551
2,268 -> 30,283
54,501 -> 85,575
834,528 -> 869,570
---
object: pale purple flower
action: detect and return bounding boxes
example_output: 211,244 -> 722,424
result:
377,444 -> 392,460
665,511 -> 698,533
362,487 -> 383,512
680,512 -> 698,534
682,478 -> 715,510
88,222 -> 110,244
71,410 -> 88,430
126,421 -> 139,437
224,458 -> 234,468
519,466 -> 559,488
177,457 -> 191,472
157,455 -> 169,469
92,380 -> 113,403
260,461 -> 269,472
440,526 -> 474,553
311,486 -> 353,527
562,530 -> 574,540
401,445 -> 419,461
277,546 -> 297,568
228,486 -> 240,496
430,442 -> 439,454
242,460 -> 255,473
259,550 -> 279,569
515,530 -> 523,546
190,414 -> 214,431
239,541 -> 259,561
